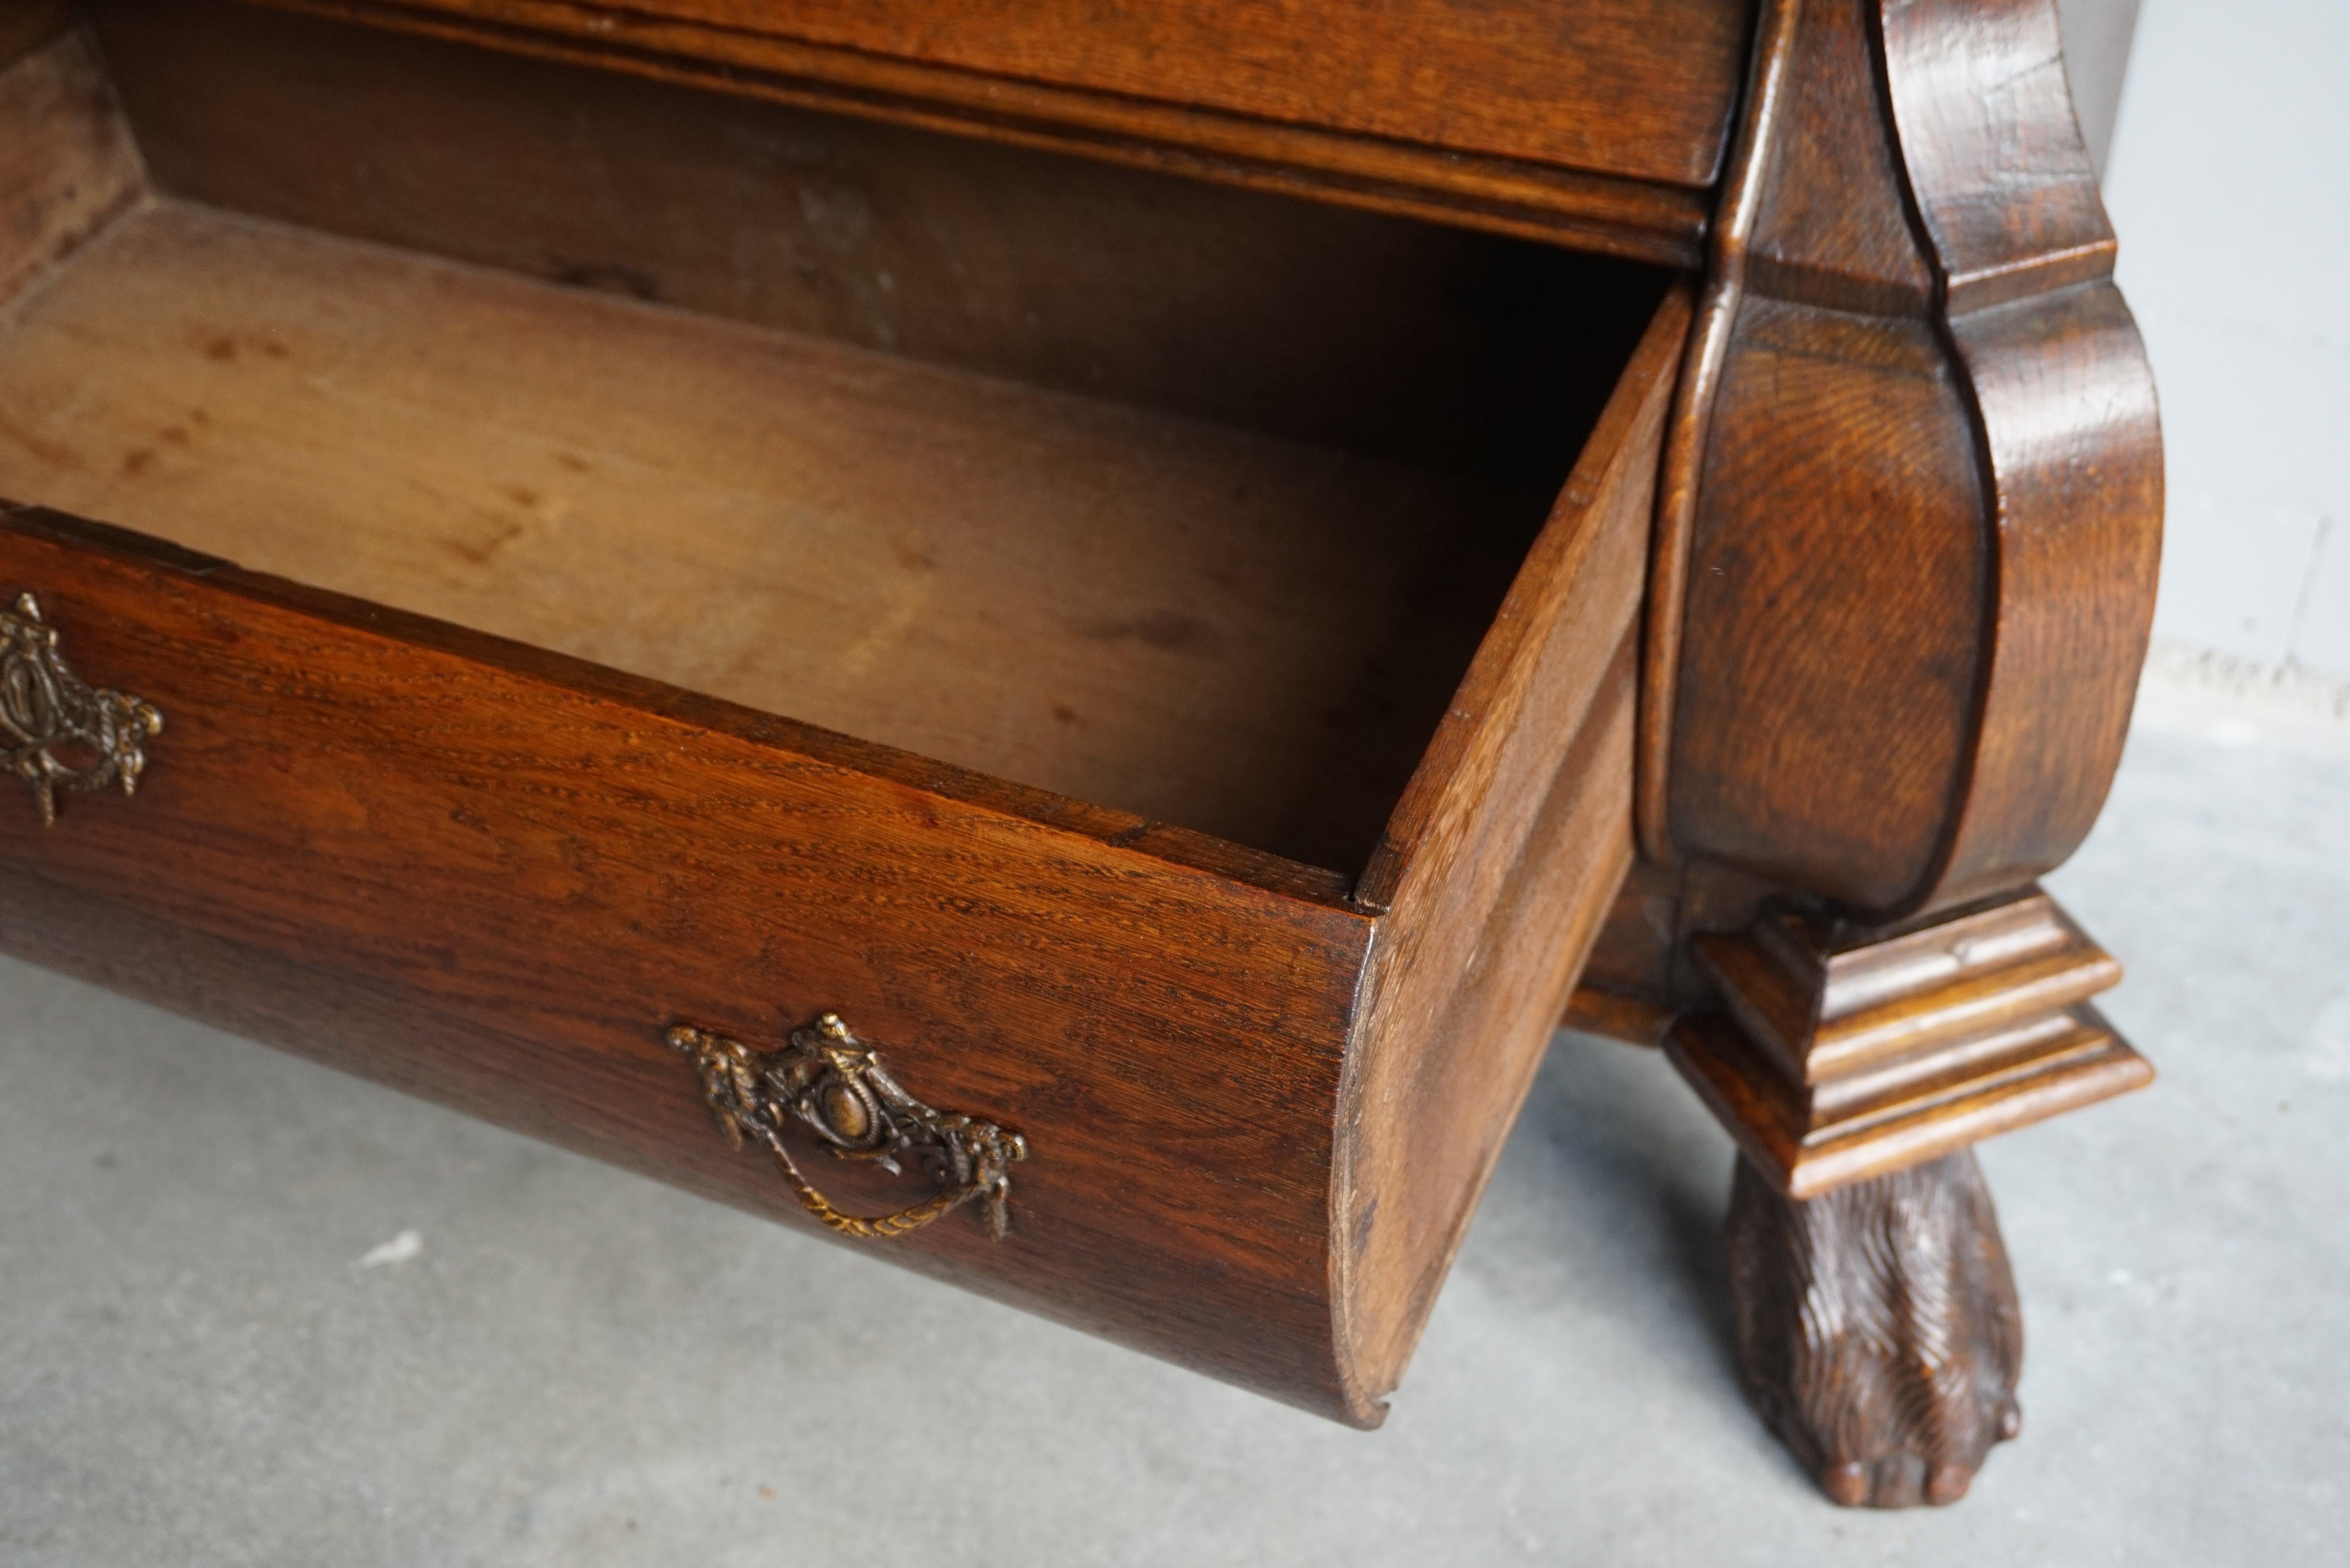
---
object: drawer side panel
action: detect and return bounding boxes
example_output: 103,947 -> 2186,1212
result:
1336,284 -> 1690,1411
0,32 -> 145,305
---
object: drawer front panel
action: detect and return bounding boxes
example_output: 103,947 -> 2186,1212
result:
0,509 -> 1374,1416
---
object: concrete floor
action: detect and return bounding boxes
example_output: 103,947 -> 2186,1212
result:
3,682 -> 2345,1565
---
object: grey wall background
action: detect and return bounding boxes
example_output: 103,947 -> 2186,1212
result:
2058,0 -> 2140,176
2088,0 -> 2350,692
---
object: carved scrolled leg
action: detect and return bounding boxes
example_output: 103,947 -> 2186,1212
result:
1728,1149 -> 2021,1507
1658,888 -> 2147,1506
1594,0 -> 2167,1510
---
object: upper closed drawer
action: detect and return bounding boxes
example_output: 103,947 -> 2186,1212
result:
214,0 -> 1751,259
381,0 -> 1750,179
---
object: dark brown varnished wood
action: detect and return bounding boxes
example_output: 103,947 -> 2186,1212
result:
219,0 -> 1738,263
374,0 -> 1744,182
1,0 -> 2169,1485
1730,1150 -> 2023,1507
0,274 -> 1672,1416
1587,0 -> 2158,1506
1594,0 -> 2161,1152
1647,0 -> 2161,921
0,505 -> 1378,1415
0,20 -> 1687,1407
1668,889 -> 2151,1197
1337,286 -> 1690,1405
1637,0 -> 1800,866
89,0 -> 1666,487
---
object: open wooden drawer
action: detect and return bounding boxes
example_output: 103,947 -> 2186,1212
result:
0,6 -> 1688,1424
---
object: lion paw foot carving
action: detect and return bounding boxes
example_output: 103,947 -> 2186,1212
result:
1728,1150 -> 2023,1508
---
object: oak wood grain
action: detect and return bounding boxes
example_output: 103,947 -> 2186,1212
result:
1581,20 -> 2158,1507
91,0 -> 1667,480
1668,890 -> 2150,1196
0,507 -> 1382,1416
0,0 -> 2170,1459
1588,0 -> 2162,1058
1335,285 -> 1689,1407
404,0 -> 1749,182
0,200 -> 1561,868
0,257 -> 1685,1429
0,257 -> 1684,1426
0,257 -> 1673,1420
1647,0 -> 2161,923
1637,0 -> 1799,865
211,0 -> 1736,263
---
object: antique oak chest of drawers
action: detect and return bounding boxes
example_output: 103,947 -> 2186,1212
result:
0,0 -> 2158,1507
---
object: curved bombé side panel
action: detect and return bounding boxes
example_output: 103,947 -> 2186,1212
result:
1647,0 -> 2160,921
1616,4 -> 2160,1506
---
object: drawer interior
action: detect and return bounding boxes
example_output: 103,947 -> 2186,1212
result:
0,5 -> 1668,878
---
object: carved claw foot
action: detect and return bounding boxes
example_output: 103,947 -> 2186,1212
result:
1727,1150 -> 2023,1508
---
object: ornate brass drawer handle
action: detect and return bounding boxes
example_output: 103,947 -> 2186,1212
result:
0,592 -> 164,827
668,1012 -> 1028,1241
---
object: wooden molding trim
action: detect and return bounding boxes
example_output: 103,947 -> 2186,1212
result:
1637,0 -> 1800,865
1665,889 -> 2152,1197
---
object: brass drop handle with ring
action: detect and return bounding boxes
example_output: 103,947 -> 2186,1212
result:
667,1012 -> 1028,1240
0,591 -> 164,827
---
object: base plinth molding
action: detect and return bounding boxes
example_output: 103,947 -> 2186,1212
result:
1667,889 -> 2153,1199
